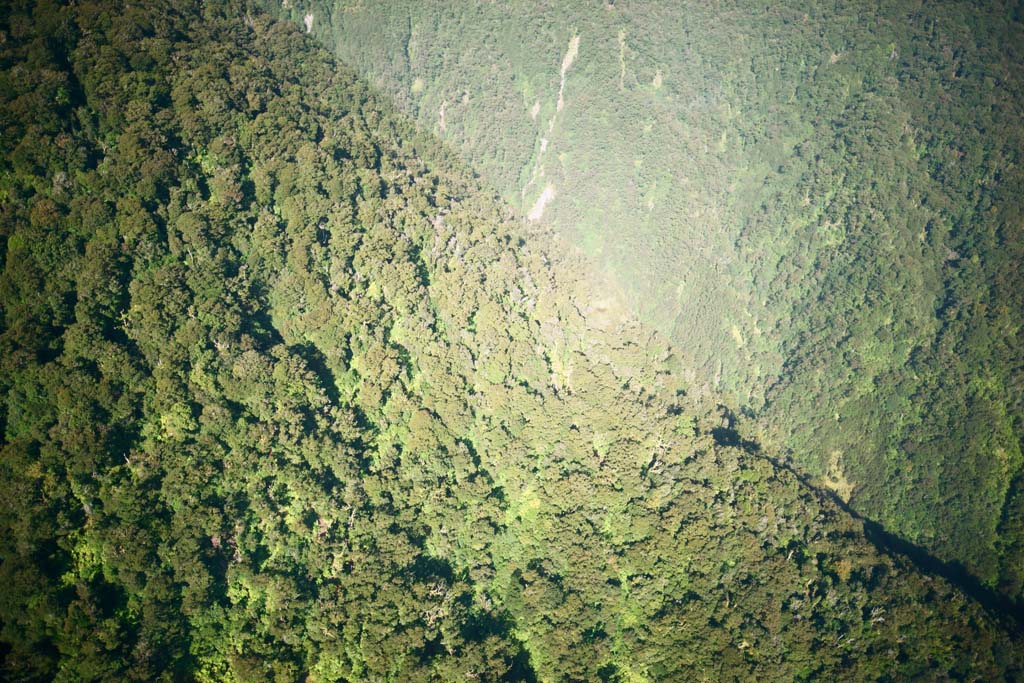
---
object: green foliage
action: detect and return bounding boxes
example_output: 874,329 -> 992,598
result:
0,1 -> 1020,681
273,0 -> 1024,599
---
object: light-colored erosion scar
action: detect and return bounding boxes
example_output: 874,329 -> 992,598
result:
556,35 -> 580,113
530,100 -> 541,120
527,185 -> 556,221
439,100 -> 448,133
618,30 -> 626,90
523,36 -> 578,207
304,13 -> 313,33
561,35 -> 580,74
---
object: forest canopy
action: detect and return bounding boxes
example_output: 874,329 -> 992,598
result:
0,0 -> 1021,681
269,0 -> 1024,602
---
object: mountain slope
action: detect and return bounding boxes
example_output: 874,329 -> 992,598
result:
0,1 -> 1021,680
269,0 -> 1024,599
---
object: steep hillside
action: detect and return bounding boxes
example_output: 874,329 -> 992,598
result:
270,0 -> 1024,598
1,1 -> 1021,680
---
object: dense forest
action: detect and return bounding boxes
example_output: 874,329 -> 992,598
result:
269,0 -> 1024,601
1,0 -> 1022,680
